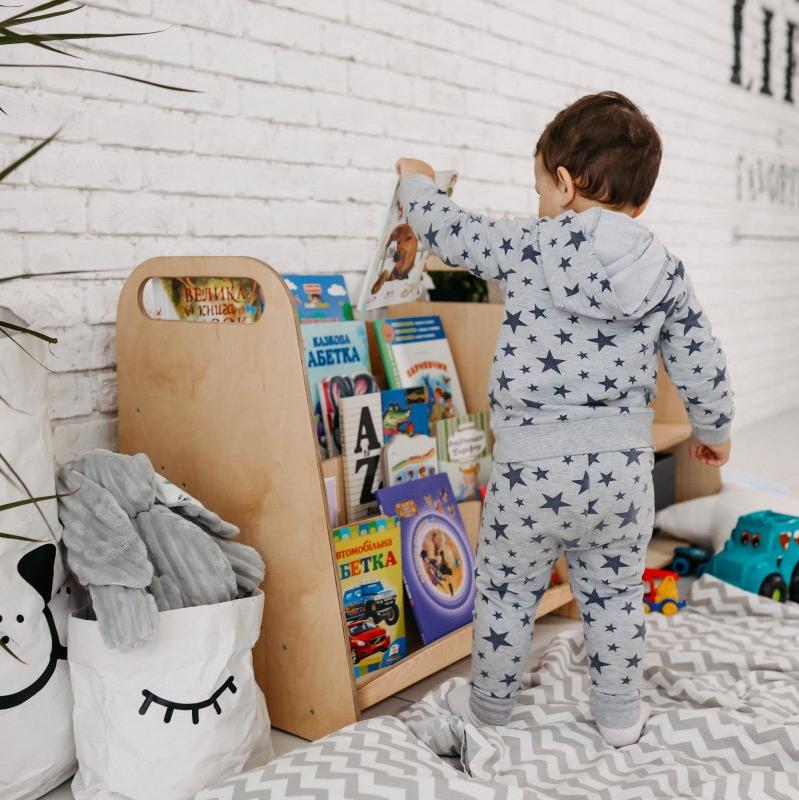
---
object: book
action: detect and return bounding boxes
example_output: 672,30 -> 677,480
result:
340,392 -> 384,522
380,387 -> 430,443
383,433 -> 437,486
358,171 -> 458,311
325,476 -> 338,528
433,412 -> 491,502
376,473 -> 475,645
373,316 -> 466,424
332,516 -> 407,677
301,321 -> 371,458
319,373 -> 379,457
284,273 -> 354,323
143,276 -> 265,323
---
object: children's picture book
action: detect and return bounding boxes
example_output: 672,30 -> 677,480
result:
301,321 -> 371,458
340,392 -> 384,522
359,171 -> 458,311
143,276 -> 265,323
380,387 -> 430,443
383,433 -> 437,486
433,412 -> 492,501
325,476 -> 339,528
332,516 -> 407,678
373,316 -> 466,424
376,473 -> 475,645
319,373 -> 379,457
284,273 -> 354,323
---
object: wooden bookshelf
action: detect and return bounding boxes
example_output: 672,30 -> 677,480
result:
118,258 -> 720,742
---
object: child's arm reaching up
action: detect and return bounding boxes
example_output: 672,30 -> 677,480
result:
396,158 -> 534,287
658,266 -> 734,466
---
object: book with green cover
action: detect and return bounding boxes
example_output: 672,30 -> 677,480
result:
372,316 -> 465,425
433,412 -> 491,502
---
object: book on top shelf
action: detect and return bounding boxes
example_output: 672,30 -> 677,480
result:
284,273 -> 354,322
331,515 -> 407,678
301,320 -> 370,459
373,316 -> 466,425
358,171 -> 458,311
376,473 -> 475,646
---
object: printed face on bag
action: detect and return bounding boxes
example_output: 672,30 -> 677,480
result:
0,544 -> 67,710
138,674 -> 238,726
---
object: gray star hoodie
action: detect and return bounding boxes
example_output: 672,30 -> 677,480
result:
399,174 -> 734,462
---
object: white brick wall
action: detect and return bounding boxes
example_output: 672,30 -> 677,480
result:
1,0 -> 798,462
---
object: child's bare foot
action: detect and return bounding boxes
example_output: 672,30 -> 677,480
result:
597,702 -> 650,747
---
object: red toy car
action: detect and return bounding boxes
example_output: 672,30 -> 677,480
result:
348,619 -> 390,664
642,568 -> 686,615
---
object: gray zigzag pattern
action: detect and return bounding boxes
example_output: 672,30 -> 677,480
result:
200,576 -> 799,799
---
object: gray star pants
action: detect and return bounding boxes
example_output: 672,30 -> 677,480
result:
469,447 -> 656,729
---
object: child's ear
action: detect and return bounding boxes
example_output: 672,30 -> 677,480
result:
555,166 -> 576,205
18,543 -> 57,604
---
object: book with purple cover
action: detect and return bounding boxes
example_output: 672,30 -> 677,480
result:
376,473 -> 475,644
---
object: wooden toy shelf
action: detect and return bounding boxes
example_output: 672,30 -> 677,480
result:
117,257 -> 720,742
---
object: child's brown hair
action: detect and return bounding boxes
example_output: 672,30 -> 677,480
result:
535,91 -> 662,209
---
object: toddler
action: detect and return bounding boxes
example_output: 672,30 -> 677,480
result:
396,91 -> 734,747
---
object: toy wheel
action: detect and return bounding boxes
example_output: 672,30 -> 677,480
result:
660,599 -> 679,616
671,555 -> 691,577
759,574 -> 787,603
367,602 -> 379,622
351,650 -> 358,665
384,603 -> 399,626
789,564 -> 799,603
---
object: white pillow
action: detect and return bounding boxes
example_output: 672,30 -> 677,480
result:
655,483 -> 799,553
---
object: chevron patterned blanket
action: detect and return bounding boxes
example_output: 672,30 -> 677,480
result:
199,575 -> 799,799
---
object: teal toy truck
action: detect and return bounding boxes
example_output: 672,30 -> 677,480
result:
705,510 -> 799,602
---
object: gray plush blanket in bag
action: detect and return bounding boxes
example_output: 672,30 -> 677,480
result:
198,575 -> 799,799
57,449 -> 264,650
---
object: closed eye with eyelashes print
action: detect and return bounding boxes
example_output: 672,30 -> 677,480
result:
138,675 -> 237,725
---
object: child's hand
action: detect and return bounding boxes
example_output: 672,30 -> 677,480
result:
395,157 -> 435,180
688,436 -> 731,467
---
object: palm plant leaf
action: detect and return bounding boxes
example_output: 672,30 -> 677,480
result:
0,326 -> 52,371
0,452 -> 60,540
0,126 -> 58,181
0,63 -> 199,92
0,530 -> 43,542
0,319 -> 58,343
0,493 -> 61,513
1,1 -> 85,26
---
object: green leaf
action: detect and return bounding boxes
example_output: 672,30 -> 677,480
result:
0,326 -> 52,371
0,62 -> 198,93
0,126 -> 58,182
1,1 -> 85,27
0,320 -> 58,344
0,530 -> 43,542
0,493 -> 61,514
0,29 -> 166,46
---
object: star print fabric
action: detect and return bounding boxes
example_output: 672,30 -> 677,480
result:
398,174 -> 734,459
469,448 -> 655,729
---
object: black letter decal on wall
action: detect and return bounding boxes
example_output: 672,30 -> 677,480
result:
731,0 -> 747,86
761,7 -> 774,95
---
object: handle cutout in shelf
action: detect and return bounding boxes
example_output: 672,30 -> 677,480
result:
140,276 -> 265,324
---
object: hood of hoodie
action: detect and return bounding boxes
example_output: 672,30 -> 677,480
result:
539,208 -> 672,321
